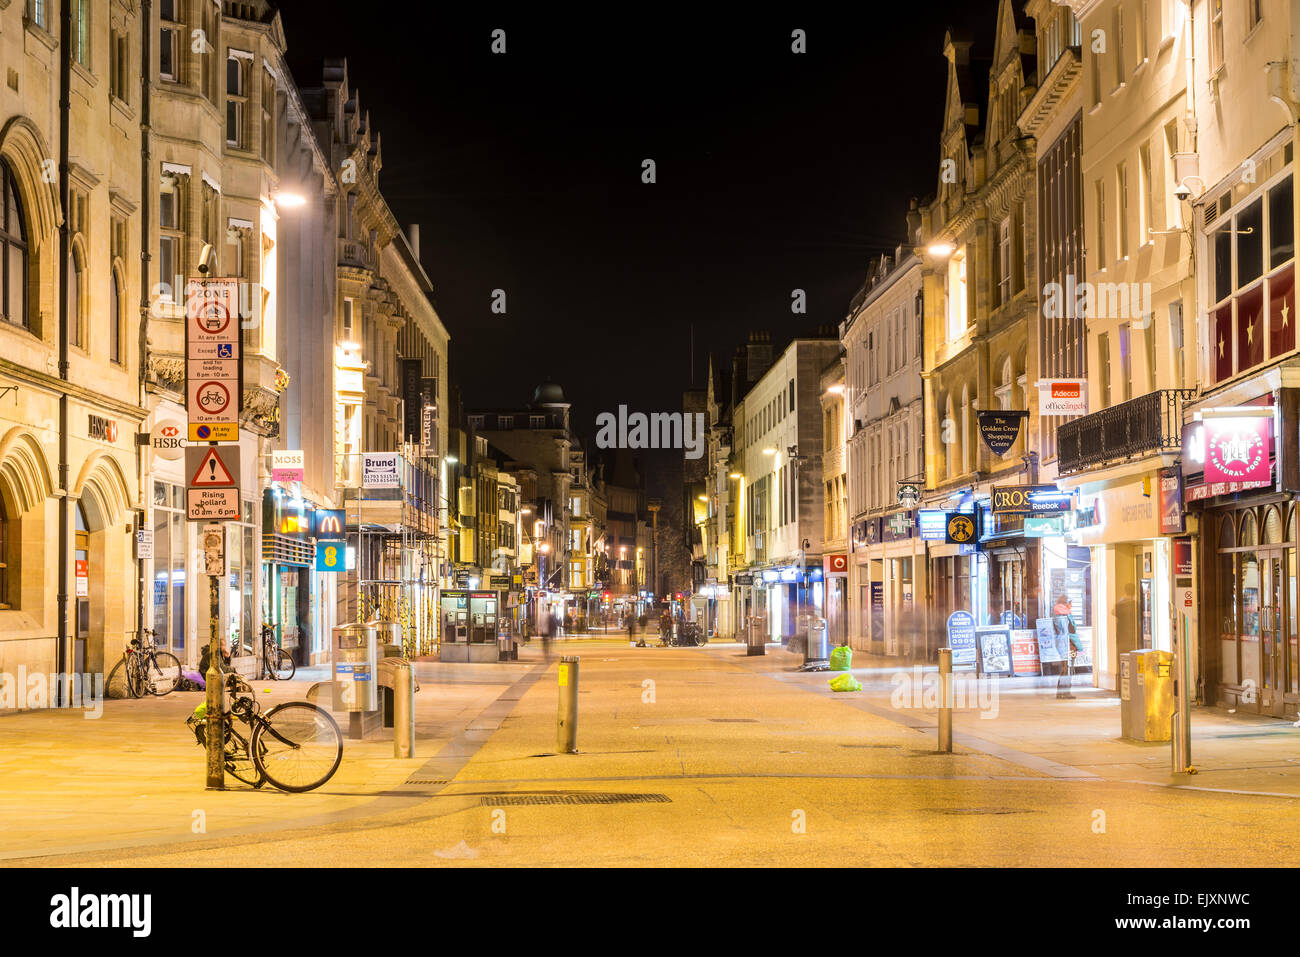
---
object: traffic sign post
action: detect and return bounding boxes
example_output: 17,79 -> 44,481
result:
185,278 -> 242,792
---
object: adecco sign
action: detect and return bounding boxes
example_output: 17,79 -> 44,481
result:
150,419 -> 186,461
1038,379 -> 1088,416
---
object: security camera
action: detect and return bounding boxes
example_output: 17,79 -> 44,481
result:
197,243 -> 216,275
1173,182 -> 1192,201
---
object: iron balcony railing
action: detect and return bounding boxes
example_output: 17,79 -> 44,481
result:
1056,389 -> 1195,475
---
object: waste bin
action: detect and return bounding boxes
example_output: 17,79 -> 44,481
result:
1120,649 -> 1174,741
747,614 -> 767,657
804,616 -> 829,668
332,621 -> 378,715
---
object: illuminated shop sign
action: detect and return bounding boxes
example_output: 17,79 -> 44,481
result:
1202,411 -> 1272,484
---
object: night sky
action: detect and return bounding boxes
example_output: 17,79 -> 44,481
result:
281,2 -> 1002,487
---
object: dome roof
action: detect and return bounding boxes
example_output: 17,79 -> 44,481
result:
531,381 -> 569,406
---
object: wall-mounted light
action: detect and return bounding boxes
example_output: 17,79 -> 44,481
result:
272,191 -> 307,208
928,242 -> 955,258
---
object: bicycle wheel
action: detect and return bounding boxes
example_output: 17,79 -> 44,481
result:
125,658 -> 146,698
223,723 -> 266,789
252,702 -> 342,793
144,652 -> 182,696
105,657 -> 132,699
272,648 -> 296,681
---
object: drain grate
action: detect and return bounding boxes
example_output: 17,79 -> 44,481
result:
480,792 -> 671,806
840,743 -> 897,749
404,779 -> 449,785
709,718 -> 758,723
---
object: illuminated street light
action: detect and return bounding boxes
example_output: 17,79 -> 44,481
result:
272,191 -> 307,208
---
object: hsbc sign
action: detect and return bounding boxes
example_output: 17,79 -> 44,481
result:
150,419 -> 186,460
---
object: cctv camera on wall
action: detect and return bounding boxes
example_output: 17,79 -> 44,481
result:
197,243 -> 216,275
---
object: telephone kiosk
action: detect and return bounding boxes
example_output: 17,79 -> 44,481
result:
439,590 -> 502,662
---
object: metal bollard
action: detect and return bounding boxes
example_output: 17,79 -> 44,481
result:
393,661 -> 415,759
557,655 -> 579,753
937,648 -> 953,753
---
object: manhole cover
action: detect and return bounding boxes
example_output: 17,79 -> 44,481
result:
709,718 -> 758,723
479,792 -> 671,806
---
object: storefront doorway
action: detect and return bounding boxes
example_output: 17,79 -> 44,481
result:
1213,503 -> 1300,716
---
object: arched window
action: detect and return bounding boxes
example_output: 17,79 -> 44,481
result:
1265,506 -> 1283,544
109,268 -> 122,365
0,493 -> 9,609
68,244 -> 84,349
943,395 -> 955,480
1,160 -> 29,328
1241,511 -> 1259,547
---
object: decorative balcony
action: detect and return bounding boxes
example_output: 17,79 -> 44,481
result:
1056,389 -> 1195,475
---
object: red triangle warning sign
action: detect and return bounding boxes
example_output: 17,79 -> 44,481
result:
190,447 -> 236,486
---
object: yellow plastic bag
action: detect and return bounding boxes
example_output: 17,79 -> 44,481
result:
828,672 -> 861,692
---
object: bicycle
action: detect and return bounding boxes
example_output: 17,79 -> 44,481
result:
259,623 -> 296,681
106,630 -> 181,698
186,673 -> 342,792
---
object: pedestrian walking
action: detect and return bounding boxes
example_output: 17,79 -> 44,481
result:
1053,595 -> 1082,699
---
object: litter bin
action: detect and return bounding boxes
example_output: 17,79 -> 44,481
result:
1120,649 -> 1174,741
805,616 -> 829,668
332,621 -> 378,716
747,614 -> 767,657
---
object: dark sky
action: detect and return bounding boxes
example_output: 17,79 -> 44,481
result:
280,2 -> 1002,486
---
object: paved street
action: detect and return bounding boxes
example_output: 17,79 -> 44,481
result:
5,641 -> 1300,867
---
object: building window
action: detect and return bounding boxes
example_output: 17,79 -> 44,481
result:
342,296 -> 354,340
159,0 -> 181,81
1117,162 -> 1130,258
998,218 -> 1011,306
152,481 -> 188,658
109,31 -> 129,102
1114,5 -> 1125,86
1,161 -> 29,329
1143,314 -> 1156,391
68,245 -> 84,349
1095,179 -> 1107,267
28,0 -> 47,30
1248,0 -> 1263,31
947,248 -> 968,340
261,68 -> 276,164
1209,162 -> 1296,383
1136,0 -> 1148,67
1210,0 -> 1224,72
1164,120 -> 1181,228
73,0 -> 90,68
226,56 -> 247,148
159,174 -> 183,299
226,226 -> 245,279
1097,332 -> 1112,407
199,2 -> 217,102
1118,322 -> 1132,401
530,415 -> 545,428
109,269 -> 123,365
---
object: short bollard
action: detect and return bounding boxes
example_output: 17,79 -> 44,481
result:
557,655 -> 579,754
393,661 -> 415,759
937,648 -> 953,753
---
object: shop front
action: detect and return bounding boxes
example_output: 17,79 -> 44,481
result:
1187,400 -> 1299,715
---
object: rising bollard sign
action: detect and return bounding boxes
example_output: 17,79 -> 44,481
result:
946,611 -> 977,669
